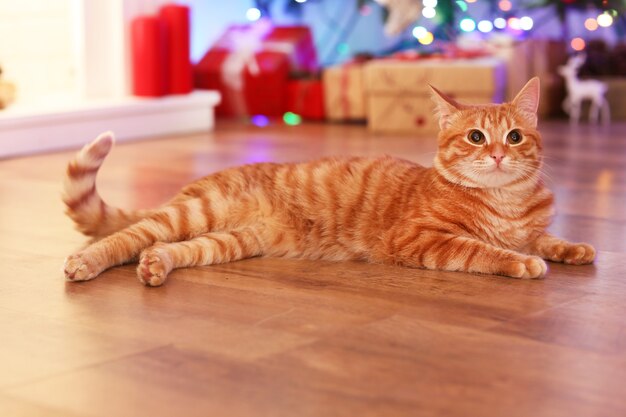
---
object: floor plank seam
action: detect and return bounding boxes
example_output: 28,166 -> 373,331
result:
483,292 -> 591,333
1,344 -> 172,393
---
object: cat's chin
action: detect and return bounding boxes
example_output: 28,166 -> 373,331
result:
476,171 -> 520,188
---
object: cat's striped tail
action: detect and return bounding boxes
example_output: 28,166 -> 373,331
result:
62,132 -> 147,238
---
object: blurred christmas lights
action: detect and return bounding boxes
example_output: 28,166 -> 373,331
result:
283,112 -> 302,126
460,18 -> 476,32
456,1 -> 468,12
571,37 -> 585,51
493,17 -> 506,29
422,7 -> 436,18
251,115 -> 270,127
412,26 -> 428,39
423,0 -> 437,8
584,17 -> 598,31
597,12 -> 614,27
246,7 -> 261,21
477,20 -> 493,33
498,0 -> 512,12
519,16 -> 533,31
417,31 -> 434,45
507,17 -> 521,30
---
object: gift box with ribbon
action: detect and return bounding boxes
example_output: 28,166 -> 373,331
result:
364,57 -> 506,134
322,55 -> 373,122
194,20 -> 318,118
286,73 -> 325,121
488,38 -> 567,117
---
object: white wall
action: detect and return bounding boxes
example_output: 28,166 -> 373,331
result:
0,0 -> 77,103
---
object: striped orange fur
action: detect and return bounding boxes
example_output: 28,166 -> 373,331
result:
63,78 -> 595,286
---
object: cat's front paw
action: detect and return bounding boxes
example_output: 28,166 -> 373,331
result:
562,243 -> 596,265
64,252 -> 102,281
543,241 -> 596,265
137,246 -> 173,287
504,256 -> 547,279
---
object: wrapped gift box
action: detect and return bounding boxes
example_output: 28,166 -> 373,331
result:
264,26 -> 318,73
489,38 -> 567,117
364,58 -> 506,134
194,23 -> 317,117
287,74 -> 325,120
323,63 -> 368,121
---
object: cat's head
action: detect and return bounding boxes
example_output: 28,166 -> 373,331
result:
430,77 -> 542,189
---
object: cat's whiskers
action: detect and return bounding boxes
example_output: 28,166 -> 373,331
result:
511,159 -> 554,184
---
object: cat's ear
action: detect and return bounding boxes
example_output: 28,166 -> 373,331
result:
512,77 -> 540,127
429,85 -> 463,130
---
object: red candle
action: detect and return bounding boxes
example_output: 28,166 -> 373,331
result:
131,16 -> 167,96
159,4 -> 192,94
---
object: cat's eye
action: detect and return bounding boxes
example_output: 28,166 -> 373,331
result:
507,130 -> 523,145
468,130 -> 486,145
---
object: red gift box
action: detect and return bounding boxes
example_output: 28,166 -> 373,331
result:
263,26 -> 318,73
194,21 -> 318,117
286,77 -> 324,120
195,49 -> 289,117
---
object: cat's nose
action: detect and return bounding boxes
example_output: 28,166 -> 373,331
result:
490,152 -> 505,165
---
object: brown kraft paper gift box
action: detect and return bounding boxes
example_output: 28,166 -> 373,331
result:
364,58 -> 506,134
323,63 -> 367,121
489,38 -> 567,117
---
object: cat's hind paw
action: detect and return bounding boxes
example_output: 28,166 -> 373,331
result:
64,253 -> 101,281
137,247 -> 173,287
505,256 -> 547,279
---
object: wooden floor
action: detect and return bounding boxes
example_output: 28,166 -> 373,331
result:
1,120 -> 625,417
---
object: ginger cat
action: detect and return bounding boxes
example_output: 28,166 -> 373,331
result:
63,77 -> 595,286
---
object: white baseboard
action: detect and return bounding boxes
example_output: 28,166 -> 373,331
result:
0,91 -> 221,159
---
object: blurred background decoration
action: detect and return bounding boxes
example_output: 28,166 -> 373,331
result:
188,0 -> 625,128
0,0 -> 624,157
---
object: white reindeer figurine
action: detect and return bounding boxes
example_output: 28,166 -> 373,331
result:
557,54 -> 610,124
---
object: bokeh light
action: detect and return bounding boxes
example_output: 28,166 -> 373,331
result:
571,37 -> 586,51
477,20 -> 494,33
337,43 -> 350,55
520,16 -> 533,31
423,0 -> 438,8
493,17 -> 506,29
283,112 -> 302,126
597,12 -> 614,27
417,31 -> 434,45
456,1 -> 468,12
245,7 -> 261,21
422,7 -> 436,19
507,17 -> 521,30
466,0 -> 477,3
412,26 -> 428,39
251,115 -> 269,127
498,0 -> 512,12
460,18 -> 476,32
584,18 -> 598,31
